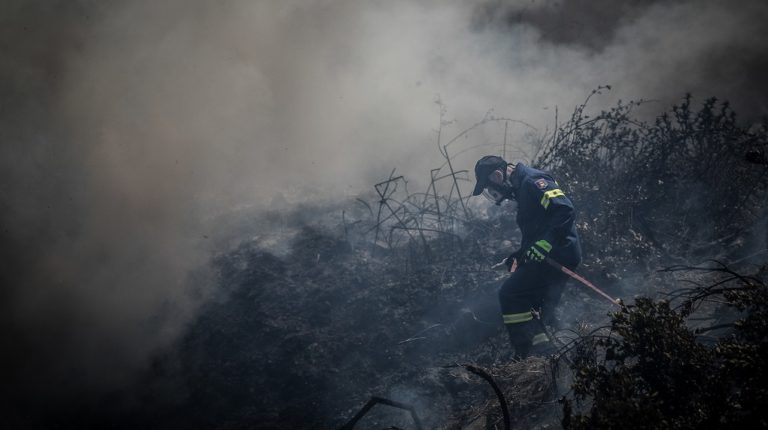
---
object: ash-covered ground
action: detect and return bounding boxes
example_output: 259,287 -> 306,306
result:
34,199 -> 620,429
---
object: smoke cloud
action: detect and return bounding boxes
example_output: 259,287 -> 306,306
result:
2,0 -> 766,414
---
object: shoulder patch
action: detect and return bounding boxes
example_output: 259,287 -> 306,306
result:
534,178 -> 548,190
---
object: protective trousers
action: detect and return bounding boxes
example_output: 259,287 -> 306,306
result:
499,263 -> 567,358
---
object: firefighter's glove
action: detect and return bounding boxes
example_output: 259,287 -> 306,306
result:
524,240 -> 552,263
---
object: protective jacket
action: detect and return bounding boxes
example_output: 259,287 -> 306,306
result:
509,163 -> 581,269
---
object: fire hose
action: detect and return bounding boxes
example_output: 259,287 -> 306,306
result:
493,256 -> 621,307
545,257 -> 621,307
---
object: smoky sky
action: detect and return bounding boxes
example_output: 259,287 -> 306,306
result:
2,0 -> 767,412
474,0 -> 677,51
472,0 -> 768,117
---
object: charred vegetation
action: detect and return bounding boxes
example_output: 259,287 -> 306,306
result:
51,92 -> 768,429
562,263 -> 768,429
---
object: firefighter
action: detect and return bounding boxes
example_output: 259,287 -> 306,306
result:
472,155 -> 582,358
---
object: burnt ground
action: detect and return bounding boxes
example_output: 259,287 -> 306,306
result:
45,201 -> 628,430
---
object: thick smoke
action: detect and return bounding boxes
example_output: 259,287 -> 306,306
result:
2,0 -> 767,415
473,0 -> 768,118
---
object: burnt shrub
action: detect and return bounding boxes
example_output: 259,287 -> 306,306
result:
534,91 -> 768,273
562,265 -> 768,429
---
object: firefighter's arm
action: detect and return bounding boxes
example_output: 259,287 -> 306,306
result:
539,194 -> 576,246
525,179 -> 576,262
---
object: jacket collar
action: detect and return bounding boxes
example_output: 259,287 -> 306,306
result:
510,162 -> 527,190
